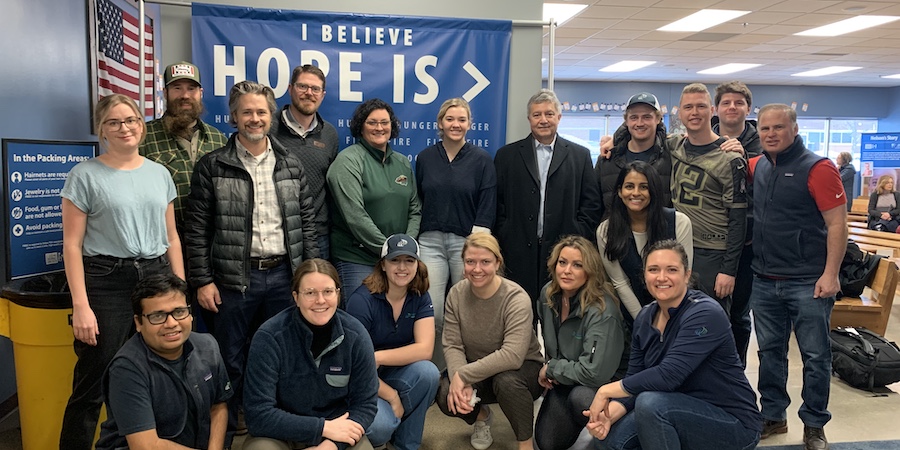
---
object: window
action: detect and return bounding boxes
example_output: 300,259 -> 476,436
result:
797,118 -> 877,166
558,114 -> 877,168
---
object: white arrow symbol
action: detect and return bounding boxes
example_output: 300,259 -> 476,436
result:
462,61 -> 490,102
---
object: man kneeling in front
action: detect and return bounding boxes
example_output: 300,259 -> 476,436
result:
96,273 -> 232,449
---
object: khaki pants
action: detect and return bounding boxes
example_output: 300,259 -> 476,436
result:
242,435 -> 373,450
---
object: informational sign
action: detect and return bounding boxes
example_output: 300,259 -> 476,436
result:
861,132 -> 900,169
192,3 -> 511,157
3,140 -> 97,280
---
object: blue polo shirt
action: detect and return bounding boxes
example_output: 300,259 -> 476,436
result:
345,285 -> 434,351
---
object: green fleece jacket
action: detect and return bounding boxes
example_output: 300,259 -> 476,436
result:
537,284 -> 629,388
326,140 -> 421,265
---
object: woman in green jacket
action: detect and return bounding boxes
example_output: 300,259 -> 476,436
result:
326,99 -> 421,302
534,235 -> 628,450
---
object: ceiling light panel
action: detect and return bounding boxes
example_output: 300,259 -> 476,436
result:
792,66 -> 862,77
795,15 -> 900,37
599,60 -> 657,72
658,9 -> 751,32
698,63 -> 762,75
543,3 -> 589,26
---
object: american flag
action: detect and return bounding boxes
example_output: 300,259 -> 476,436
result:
96,0 -> 154,116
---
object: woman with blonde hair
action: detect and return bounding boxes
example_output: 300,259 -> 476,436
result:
60,94 -> 183,449
416,97 -> 496,342
868,174 -> 900,232
534,235 -> 628,450
436,233 -> 543,450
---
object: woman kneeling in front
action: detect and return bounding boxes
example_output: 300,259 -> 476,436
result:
436,233 -> 544,450
586,240 -> 761,450
345,234 -> 440,450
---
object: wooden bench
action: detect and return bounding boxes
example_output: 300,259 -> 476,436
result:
831,258 -> 899,336
848,226 -> 900,258
849,197 -> 868,224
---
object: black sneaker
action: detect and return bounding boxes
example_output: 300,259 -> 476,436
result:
760,419 -> 788,439
803,426 -> 829,450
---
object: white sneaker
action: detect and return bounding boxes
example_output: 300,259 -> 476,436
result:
471,405 -> 494,450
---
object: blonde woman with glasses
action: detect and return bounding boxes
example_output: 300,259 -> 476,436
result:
60,94 -> 183,449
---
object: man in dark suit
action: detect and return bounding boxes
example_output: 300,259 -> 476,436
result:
494,89 -> 603,317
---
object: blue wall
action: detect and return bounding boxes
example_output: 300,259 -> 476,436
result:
551,81 -> 891,119
0,0 -> 99,407
878,87 -> 900,132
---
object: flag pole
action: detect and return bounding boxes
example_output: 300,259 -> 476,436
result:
139,0 -> 146,118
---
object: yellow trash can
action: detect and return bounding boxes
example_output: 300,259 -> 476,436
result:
1,273 -> 77,450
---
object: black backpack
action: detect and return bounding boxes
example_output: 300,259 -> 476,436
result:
830,326 -> 900,392
838,240 -> 882,298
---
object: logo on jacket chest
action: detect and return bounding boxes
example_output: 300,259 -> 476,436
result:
395,175 -> 409,186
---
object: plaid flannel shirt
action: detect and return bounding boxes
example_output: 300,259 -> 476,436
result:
140,118 -> 228,226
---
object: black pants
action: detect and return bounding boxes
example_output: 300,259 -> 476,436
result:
534,384 -> 595,450
436,360 -> 543,441
693,248 -> 733,317
59,255 -> 171,450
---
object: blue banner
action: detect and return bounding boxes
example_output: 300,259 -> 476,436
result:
3,140 -> 98,280
191,3 -> 511,158
861,132 -> 900,169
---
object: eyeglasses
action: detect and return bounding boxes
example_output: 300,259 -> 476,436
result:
102,117 -> 142,131
293,83 -> 323,95
141,306 -> 191,325
365,120 -> 391,128
299,288 -> 340,301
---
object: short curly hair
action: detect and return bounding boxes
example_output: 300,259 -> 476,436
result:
349,98 -> 400,140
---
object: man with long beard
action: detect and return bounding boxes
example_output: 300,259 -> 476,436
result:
141,61 -> 228,233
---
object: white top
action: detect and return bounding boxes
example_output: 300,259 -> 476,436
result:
596,211 -> 694,319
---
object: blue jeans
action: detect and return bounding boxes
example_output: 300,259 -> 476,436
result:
334,260 -> 374,305
214,261 -> 294,444
60,255 -> 171,450
366,361 -> 440,450
597,392 -> 759,450
317,234 -> 331,261
751,276 -> 834,427
417,231 -> 466,332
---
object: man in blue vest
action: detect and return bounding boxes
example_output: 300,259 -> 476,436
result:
96,273 -> 231,449
750,103 -> 847,450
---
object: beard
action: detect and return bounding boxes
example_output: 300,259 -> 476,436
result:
239,126 -> 269,143
292,96 -> 319,116
162,98 -> 204,138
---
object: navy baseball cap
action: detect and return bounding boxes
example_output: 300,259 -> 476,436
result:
627,92 -> 660,111
381,234 -> 420,260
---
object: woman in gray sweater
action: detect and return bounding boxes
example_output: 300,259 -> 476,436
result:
436,233 -> 544,450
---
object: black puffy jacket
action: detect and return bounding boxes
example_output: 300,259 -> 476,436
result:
184,134 -> 319,291
594,122 -> 672,214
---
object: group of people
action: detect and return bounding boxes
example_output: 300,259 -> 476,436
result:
57,57 -> 848,450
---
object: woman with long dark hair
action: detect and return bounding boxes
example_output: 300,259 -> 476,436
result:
597,161 -> 692,328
